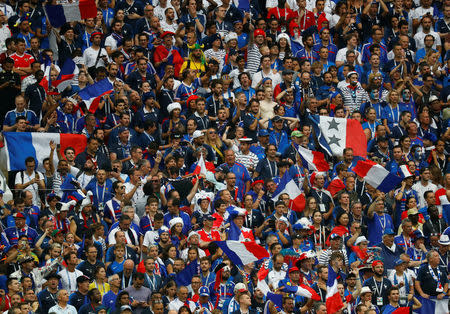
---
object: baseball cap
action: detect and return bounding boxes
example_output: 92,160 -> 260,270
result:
291,130 -> 303,138
253,29 -> 266,38
383,228 -> 395,235
394,259 -> 406,267
171,132 -> 182,139
272,115 -> 283,123
216,164 -> 229,173
234,282 -> 247,293
282,69 -> 294,76
204,214 -> 216,221
429,95 -> 439,103
142,91 -> 156,102
360,286 -> 372,295
192,130 -> 204,139
258,129 -> 269,137
278,216 -> 290,226
354,236 -> 368,246
51,229 -> 63,237
199,286 -> 210,296
412,230 -> 425,242
77,275 -> 90,284
330,233 -> 342,240
239,137 -> 252,142
289,266 -> 300,273
13,212 -> 26,219
372,260 -> 384,268
120,305 -> 132,312
18,256 -> 35,264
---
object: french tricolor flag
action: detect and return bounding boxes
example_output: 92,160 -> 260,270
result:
309,115 -> 367,158
2,132 -> 87,171
297,145 -> 329,172
52,59 -> 78,92
326,265 -> 344,314
272,171 -> 306,212
45,0 -> 97,28
214,240 -> 269,266
192,153 -> 207,176
78,79 -> 114,113
353,159 -> 402,193
436,188 -> 450,225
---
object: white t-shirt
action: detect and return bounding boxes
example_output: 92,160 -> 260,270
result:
251,70 -> 282,89
388,269 -> 416,298
143,230 -> 159,247
229,68 -> 249,88
15,170 -> 43,205
104,34 -> 119,51
82,47 -> 109,68
414,31 -> 441,50
154,4 -> 177,22
335,47 -> 362,64
124,179 -> 147,216
160,21 -> 178,33
57,269 -> 83,294
108,226 -> 139,245
412,181 -> 438,209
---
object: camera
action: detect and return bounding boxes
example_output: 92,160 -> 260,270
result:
268,219 -> 276,229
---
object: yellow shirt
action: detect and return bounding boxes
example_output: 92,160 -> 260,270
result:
89,281 -> 110,296
180,59 -> 206,77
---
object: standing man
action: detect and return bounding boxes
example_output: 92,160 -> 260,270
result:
83,32 -> 109,71
415,250 -> 448,300
363,261 -> 393,310
125,272 -> 152,314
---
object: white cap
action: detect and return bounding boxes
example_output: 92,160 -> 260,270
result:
225,32 -> 238,43
234,282 -> 247,293
169,217 -> 184,229
278,216 -> 290,226
167,102 -> 181,114
429,95 -> 439,103
360,286 -> 372,295
355,236 -> 368,246
192,130 -> 204,139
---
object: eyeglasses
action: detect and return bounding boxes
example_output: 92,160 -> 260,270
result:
208,131 -> 216,134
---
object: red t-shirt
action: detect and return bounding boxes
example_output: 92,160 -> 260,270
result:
10,52 -> 35,79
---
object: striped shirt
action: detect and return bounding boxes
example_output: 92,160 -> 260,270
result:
247,44 -> 262,75
235,151 -> 259,172
340,84 -> 369,113
318,248 -> 349,266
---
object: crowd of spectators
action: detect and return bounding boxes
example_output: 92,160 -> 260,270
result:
0,0 -> 449,312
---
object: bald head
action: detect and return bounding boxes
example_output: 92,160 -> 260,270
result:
124,259 -> 135,272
